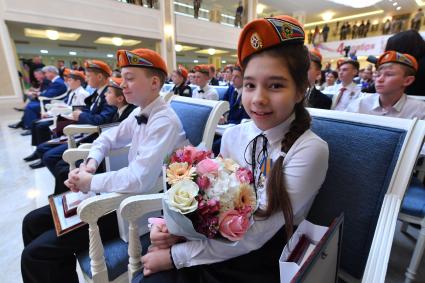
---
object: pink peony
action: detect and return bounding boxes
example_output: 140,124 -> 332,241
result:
196,175 -> 211,191
236,167 -> 254,184
196,159 -> 219,176
218,209 -> 251,241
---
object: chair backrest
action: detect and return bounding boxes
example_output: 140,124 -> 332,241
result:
161,83 -> 174,93
305,108 -> 424,282
212,86 -> 229,100
169,96 -> 229,149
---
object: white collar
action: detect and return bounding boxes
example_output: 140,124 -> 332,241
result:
246,113 -> 296,145
373,93 -> 407,112
51,76 -> 60,83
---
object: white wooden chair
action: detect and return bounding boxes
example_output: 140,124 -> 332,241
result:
119,109 -> 425,283
39,91 -> 69,115
62,96 -> 229,283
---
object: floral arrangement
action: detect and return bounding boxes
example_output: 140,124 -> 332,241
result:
162,146 -> 257,241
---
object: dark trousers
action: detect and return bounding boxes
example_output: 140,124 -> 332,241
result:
23,101 -> 41,129
36,143 -> 68,174
21,205 -> 119,283
31,119 -> 54,146
133,227 -> 287,283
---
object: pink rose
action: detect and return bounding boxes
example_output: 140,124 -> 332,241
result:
196,159 -> 219,176
218,210 -> 251,241
236,167 -> 254,184
196,175 -> 211,190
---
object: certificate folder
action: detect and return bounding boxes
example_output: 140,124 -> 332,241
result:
280,214 -> 344,283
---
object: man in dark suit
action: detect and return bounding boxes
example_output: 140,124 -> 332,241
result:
9,66 -> 67,132
208,64 -> 220,86
306,49 -> 332,110
28,60 -> 117,171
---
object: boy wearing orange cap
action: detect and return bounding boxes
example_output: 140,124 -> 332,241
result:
192,64 -> 219,100
171,65 -> 192,97
306,49 -> 332,109
325,58 -> 362,110
346,50 -> 425,119
21,49 -> 187,283
66,70 -> 89,106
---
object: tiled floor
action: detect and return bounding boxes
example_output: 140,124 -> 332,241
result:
0,100 -> 424,283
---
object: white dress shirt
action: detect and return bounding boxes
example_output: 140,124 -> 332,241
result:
67,86 -> 90,106
88,96 -> 188,194
329,82 -> 362,111
171,116 -> 329,268
192,85 -> 219,100
346,93 -> 425,119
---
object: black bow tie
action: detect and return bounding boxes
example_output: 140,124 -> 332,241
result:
135,114 -> 148,125
198,89 -> 204,93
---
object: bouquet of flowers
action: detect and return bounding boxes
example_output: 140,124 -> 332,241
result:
162,145 -> 257,242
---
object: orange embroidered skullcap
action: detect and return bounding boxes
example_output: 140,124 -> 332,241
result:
116,48 -> 167,75
84,60 -> 112,77
69,70 -> 86,81
237,15 -> 305,67
176,65 -> 188,80
309,48 -> 322,64
108,77 -> 123,89
193,64 -> 210,74
377,50 -> 418,72
63,68 -> 71,77
336,58 -> 360,70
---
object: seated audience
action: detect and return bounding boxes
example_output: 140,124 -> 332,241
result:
221,64 -> 234,86
306,49 -> 332,109
20,48 -> 187,283
192,65 -> 219,100
171,65 -> 192,97
27,60 -> 116,170
321,70 -> 338,91
346,50 -> 425,119
221,65 -> 249,124
9,66 -> 67,131
326,58 -> 362,110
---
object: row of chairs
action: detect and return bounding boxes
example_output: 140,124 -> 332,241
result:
60,101 -> 425,282
161,83 -> 229,100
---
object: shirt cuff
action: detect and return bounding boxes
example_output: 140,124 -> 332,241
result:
171,243 -> 190,269
90,174 -> 104,193
87,151 -> 104,167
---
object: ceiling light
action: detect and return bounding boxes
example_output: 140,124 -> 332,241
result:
327,0 -> 383,8
207,48 -> 216,55
112,37 -> 123,46
393,2 -> 398,6
222,60 -> 227,63
40,49 -> 48,54
256,4 -> 265,14
69,51 -> 77,56
415,1 -> 425,7
396,6 -> 401,10
322,11 -> 334,21
46,30 -> 59,40
305,10 -> 384,27
25,28 -> 81,41
95,37 -> 141,46
372,20 -> 379,25
389,0 -> 392,2
194,59 -> 199,63
175,44 -> 183,52
107,54 -> 114,58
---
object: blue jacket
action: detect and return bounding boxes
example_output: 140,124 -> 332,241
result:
222,85 -> 249,124
40,77 -> 67,98
78,86 -> 117,125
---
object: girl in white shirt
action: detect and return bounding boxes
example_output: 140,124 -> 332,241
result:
136,15 -> 329,283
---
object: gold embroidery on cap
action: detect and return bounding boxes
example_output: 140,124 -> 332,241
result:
250,33 -> 263,50
281,23 -> 293,39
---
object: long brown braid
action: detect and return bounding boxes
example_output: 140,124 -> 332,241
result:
247,44 -> 312,239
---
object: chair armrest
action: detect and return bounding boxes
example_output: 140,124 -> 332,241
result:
64,124 -> 99,136
39,93 -> 69,114
62,148 -> 90,170
119,193 -> 163,280
78,143 -> 93,150
77,193 -> 135,282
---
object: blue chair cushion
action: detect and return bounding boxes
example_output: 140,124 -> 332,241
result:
401,177 -> 425,218
307,117 -> 406,279
77,238 -> 128,281
213,86 -> 229,100
170,100 -> 212,146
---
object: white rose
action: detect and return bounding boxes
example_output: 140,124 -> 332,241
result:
165,180 -> 199,214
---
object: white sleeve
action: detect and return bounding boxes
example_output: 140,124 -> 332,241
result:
90,115 -> 184,194
87,115 -> 135,166
171,136 -> 329,268
207,89 -> 219,100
